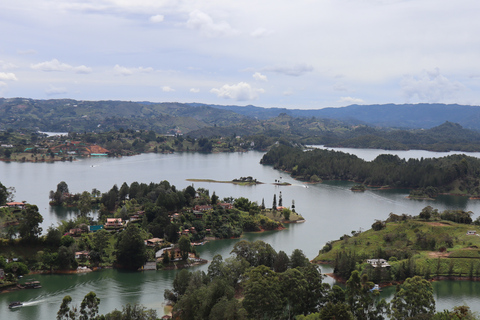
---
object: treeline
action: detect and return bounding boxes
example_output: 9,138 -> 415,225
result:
165,239 -> 478,320
261,144 -> 480,195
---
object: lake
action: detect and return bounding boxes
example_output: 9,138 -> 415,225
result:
2,148 -> 480,318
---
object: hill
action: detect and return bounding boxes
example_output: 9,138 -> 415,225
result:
194,102 -> 480,130
313,211 -> 480,283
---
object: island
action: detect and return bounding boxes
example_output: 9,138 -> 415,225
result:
313,206 -> 480,284
187,176 -> 263,186
0,179 -> 302,293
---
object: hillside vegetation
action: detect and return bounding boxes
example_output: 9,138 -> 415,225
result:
261,144 -> 480,196
313,208 -> 480,284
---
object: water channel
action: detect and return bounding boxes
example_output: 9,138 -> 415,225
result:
2,148 -> 480,318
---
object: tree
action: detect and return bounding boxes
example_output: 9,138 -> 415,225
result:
80,291 -> 100,320
272,194 -> 277,210
390,276 -> 435,320
0,182 -> 8,205
242,265 -> 284,319
420,206 -> 434,221
78,191 -> 92,217
278,191 -> 283,207
178,235 -> 191,260
290,249 -> 309,269
273,250 -> 290,273
57,295 -> 76,320
115,223 -> 147,270
211,191 -> 219,205
18,204 -> 43,242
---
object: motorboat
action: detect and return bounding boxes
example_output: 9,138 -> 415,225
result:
9,301 -> 23,308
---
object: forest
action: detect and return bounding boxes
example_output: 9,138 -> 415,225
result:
261,144 -> 480,196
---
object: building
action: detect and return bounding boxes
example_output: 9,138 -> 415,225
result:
366,259 -> 391,268
105,218 -> 123,229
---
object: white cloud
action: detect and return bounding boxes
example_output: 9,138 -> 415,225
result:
46,85 -> 67,96
0,61 -> 18,70
401,68 -> 464,103
190,88 -> 200,93
251,28 -> 273,38
17,49 -> 37,55
0,72 -> 18,81
253,72 -> 268,82
211,82 -> 264,101
150,14 -> 164,23
338,97 -> 365,105
113,64 -> 154,76
31,59 -> 72,72
31,59 -> 92,73
263,64 -> 314,77
74,65 -> 93,74
186,9 -> 238,37
162,86 -> 175,92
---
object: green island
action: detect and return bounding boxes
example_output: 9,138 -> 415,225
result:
350,184 -> 366,192
261,144 -> 480,198
187,176 -> 263,186
0,179 -> 303,289
314,206 -> 480,284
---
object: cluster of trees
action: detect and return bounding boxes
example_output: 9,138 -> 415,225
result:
57,291 -> 158,320
166,239 -> 480,320
261,144 -> 480,195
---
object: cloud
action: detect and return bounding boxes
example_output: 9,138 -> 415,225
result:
113,64 -> 154,76
17,49 -> 37,55
338,97 -> 365,105
253,72 -> 268,82
401,68 -> 464,103
251,28 -> 273,38
162,86 -> 175,92
0,72 -> 18,81
186,10 -> 238,37
211,82 -> 264,101
46,85 -> 67,96
0,61 -> 18,70
150,14 -> 164,23
263,64 -> 314,76
190,88 -> 200,93
31,59 -> 92,73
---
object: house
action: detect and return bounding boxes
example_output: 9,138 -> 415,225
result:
218,202 -> 233,210
69,228 -> 84,236
194,205 -> 213,212
366,259 -> 391,268
467,230 -> 477,235
75,251 -> 89,260
145,238 -> 164,247
105,218 -> 123,228
6,202 -> 26,210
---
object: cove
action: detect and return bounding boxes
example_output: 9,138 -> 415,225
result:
3,149 -> 480,318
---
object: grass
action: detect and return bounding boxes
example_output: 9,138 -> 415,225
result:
313,218 -> 480,277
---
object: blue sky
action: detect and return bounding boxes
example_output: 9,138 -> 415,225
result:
1,0 -> 480,109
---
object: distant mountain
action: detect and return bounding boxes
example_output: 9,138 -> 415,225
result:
0,98 -> 249,133
190,103 -> 480,131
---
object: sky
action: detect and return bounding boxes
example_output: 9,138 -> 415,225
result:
1,0 -> 480,109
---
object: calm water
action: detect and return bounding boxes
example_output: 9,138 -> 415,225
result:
2,149 -> 480,318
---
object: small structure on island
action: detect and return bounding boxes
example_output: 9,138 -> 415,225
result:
145,238 -> 164,247
75,251 -> 90,260
467,230 -> 477,235
104,218 -> 123,229
366,259 -> 391,268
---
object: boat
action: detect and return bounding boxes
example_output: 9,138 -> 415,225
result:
370,284 -> 382,292
9,301 -> 23,308
23,280 -> 41,289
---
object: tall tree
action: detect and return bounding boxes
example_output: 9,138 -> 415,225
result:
79,291 -> 100,320
272,194 -> 277,210
18,204 -> 43,242
390,276 -> 435,320
115,223 -> 147,270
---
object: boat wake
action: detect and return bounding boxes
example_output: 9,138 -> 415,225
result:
20,299 -> 46,307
